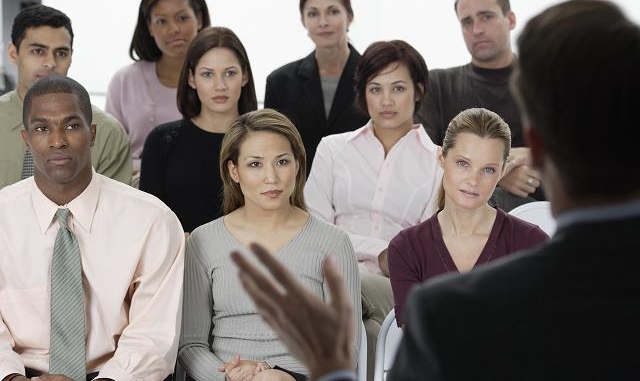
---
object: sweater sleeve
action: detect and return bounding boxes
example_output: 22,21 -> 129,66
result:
139,125 -> 169,200
325,230 -> 362,360
388,228 -> 423,327
179,234 -> 227,381
91,107 -> 133,185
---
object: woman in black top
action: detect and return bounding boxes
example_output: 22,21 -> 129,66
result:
139,27 -> 257,232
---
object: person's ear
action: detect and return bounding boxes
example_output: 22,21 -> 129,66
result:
188,70 -> 196,90
228,160 -> 240,183
8,42 -> 19,64
437,147 -> 445,169
507,11 -> 516,30
90,124 -> 97,147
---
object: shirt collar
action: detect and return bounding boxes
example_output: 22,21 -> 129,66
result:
555,197 -> 640,230
32,169 -> 101,234
346,120 -> 439,152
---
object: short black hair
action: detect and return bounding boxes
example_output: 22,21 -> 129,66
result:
354,40 -> 428,117
513,0 -> 640,199
11,4 -> 73,51
23,75 -> 92,129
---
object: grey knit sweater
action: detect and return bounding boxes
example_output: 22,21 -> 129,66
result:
178,215 -> 361,381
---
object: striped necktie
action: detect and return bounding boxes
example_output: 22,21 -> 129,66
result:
49,208 -> 86,381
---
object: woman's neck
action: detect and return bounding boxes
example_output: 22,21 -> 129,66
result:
438,203 -> 496,237
315,42 -> 350,78
233,204 -> 304,232
191,110 -> 239,134
155,55 -> 185,88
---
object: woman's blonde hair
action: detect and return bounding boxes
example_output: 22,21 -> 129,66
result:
219,109 -> 308,214
437,108 -> 512,210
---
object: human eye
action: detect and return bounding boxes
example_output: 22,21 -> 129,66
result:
482,167 -> 496,174
392,85 -> 406,92
306,10 -> 318,18
33,125 -> 49,133
154,18 -> 166,25
31,47 -> 45,56
461,19 -> 472,28
178,14 -> 192,22
456,160 -> 468,167
65,123 -> 80,130
329,8 -> 341,15
481,13 -> 495,21
248,161 -> 261,168
225,69 -> 238,77
201,70 -> 213,78
277,158 -> 290,166
55,50 -> 69,58
368,86 -> 380,94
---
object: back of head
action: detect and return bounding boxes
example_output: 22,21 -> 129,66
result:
219,109 -> 307,215
354,40 -> 428,116
130,0 -> 211,61
23,75 -> 92,127
12,4 -> 74,50
177,26 -> 257,119
514,0 -> 640,199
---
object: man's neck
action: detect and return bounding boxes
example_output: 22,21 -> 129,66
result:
471,53 -> 514,70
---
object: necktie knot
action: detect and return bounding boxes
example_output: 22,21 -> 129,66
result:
56,208 -> 71,230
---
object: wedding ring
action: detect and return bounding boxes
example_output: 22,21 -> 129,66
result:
527,177 -> 534,185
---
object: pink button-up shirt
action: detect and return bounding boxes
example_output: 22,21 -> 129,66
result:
305,121 -> 443,273
0,172 -> 184,381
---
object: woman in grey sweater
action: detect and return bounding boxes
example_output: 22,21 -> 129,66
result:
178,109 -> 361,381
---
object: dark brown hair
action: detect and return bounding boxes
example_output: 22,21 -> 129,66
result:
177,27 -> 257,119
129,0 -> 211,61
219,109 -> 307,214
299,0 -> 353,18
354,40 -> 428,117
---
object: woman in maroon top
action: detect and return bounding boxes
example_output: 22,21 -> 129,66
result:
388,108 -> 548,327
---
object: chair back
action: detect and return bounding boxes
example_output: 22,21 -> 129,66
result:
508,201 -> 556,236
373,309 -> 403,381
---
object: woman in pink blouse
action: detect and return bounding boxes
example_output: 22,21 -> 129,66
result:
304,40 -> 442,374
388,108 -> 549,327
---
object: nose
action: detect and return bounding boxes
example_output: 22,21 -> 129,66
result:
264,163 -> 279,183
319,13 -> 329,27
466,171 -> 480,186
43,52 -> 57,70
48,128 -> 68,149
167,19 -> 180,34
381,90 -> 394,107
213,74 -> 227,91
473,22 -> 484,36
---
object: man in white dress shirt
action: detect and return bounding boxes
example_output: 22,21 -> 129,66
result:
0,75 -> 184,381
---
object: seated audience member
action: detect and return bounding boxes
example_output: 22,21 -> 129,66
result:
139,26 -> 257,233
106,0 -> 210,174
304,39 -> 442,364
388,108 -> 548,326
178,109 -> 361,381
416,0 -> 544,211
264,0 -> 367,172
232,1 -> 640,380
0,4 -> 131,189
0,75 -> 184,381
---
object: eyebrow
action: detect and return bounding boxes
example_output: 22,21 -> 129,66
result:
244,153 -> 291,160
28,114 -> 83,125
455,155 -> 500,167
198,65 -> 240,71
367,80 -> 408,86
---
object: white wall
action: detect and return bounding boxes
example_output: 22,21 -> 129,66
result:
39,0 -> 640,109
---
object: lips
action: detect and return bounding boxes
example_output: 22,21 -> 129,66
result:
212,96 -> 228,104
47,154 -> 72,165
262,190 -> 282,198
380,111 -> 397,118
460,189 -> 479,197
